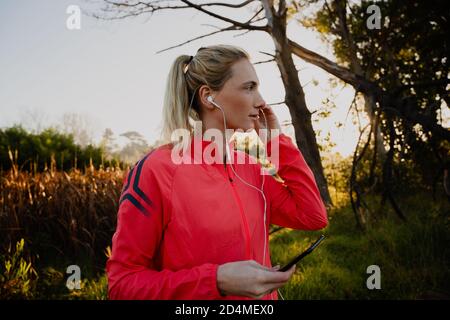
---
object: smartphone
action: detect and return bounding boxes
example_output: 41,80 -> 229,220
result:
278,235 -> 326,272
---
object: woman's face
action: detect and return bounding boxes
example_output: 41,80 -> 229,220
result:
209,58 -> 266,132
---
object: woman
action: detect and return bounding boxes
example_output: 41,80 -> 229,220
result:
106,44 -> 328,300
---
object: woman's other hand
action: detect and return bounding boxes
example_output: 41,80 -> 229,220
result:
216,260 -> 295,299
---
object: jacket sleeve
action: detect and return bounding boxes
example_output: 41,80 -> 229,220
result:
106,154 -> 223,300
263,133 -> 328,230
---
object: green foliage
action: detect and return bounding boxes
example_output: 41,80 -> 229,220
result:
0,239 -> 38,299
0,125 -> 123,172
36,266 -> 67,299
322,152 -> 352,207
2,176 -> 448,299
270,192 -> 450,299
67,274 -> 108,300
301,0 -> 449,190
0,241 -> 109,300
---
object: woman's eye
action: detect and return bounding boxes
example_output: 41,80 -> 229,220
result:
246,86 -> 254,91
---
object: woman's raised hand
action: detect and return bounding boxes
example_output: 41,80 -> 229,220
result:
253,104 -> 281,141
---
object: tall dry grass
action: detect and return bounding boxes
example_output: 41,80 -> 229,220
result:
0,156 -> 125,269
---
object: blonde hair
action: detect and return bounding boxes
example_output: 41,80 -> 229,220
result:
159,44 -> 250,146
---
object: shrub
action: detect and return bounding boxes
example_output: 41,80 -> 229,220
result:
0,238 -> 38,299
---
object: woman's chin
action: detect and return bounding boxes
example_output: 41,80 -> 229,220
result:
241,124 -> 255,132
245,120 -> 256,131
231,120 -> 256,132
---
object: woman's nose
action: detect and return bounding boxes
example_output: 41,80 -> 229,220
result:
255,92 -> 266,108
255,101 -> 266,111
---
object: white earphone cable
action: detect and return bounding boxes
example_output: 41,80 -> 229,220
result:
211,98 -> 282,300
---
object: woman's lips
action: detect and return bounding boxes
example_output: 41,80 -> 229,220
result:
249,115 -> 260,120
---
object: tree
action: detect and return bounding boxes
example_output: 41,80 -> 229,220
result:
94,0 -> 332,206
19,107 -> 49,134
0,126 -> 108,172
294,0 -> 449,228
59,113 -> 95,148
118,131 -> 150,164
287,1 -> 449,143
100,128 -> 119,160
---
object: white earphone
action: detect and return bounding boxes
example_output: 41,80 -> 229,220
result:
207,96 -> 279,300
207,96 -> 232,161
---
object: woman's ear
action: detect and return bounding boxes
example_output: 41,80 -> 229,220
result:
198,85 -> 215,111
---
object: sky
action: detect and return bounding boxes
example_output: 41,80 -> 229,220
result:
0,0 -> 359,156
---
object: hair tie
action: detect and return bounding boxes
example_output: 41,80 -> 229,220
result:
183,55 -> 194,74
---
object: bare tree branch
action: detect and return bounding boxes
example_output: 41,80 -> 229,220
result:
233,30 -> 252,37
288,39 -> 365,90
253,58 -> 275,65
104,0 -> 256,9
98,0 -> 265,30
156,25 -> 239,54
259,51 -> 275,58
246,7 -> 265,24
91,1 -> 188,20
102,0 -> 190,14
180,0 -> 268,31
268,101 -> 286,106
200,23 -> 222,30
260,0 -> 275,28
194,0 -> 256,9
288,38 -> 450,142
277,0 -> 287,18
152,3 -> 266,55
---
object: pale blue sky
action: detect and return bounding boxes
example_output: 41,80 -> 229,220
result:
0,0 -> 359,155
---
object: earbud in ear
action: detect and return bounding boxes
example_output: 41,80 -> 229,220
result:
207,95 -> 222,110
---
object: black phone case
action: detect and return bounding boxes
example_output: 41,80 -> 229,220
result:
279,235 -> 326,272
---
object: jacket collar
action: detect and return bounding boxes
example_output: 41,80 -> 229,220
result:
189,135 -> 233,168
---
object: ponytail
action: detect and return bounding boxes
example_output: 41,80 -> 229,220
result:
160,55 -> 195,145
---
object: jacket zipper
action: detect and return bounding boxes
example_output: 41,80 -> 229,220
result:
223,160 -> 252,259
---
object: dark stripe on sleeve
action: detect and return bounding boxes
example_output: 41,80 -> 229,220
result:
119,193 -> 150,217
120,166 -> 135,196
132,151 -> 155,207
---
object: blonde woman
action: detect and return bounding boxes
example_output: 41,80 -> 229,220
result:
106,45 -> 328,300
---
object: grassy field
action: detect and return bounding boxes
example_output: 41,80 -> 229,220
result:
1,166 -> 449,299
271,193 -> 450,299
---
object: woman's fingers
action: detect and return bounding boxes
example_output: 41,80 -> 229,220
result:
258,282 -> 286,298
250,260 -> 295,275
251,262 -> 273,271
218,260 -> 295,298
256,104 -> 281,131
259,265 -> 296,284
244,261 -> 295,298
260,104 -> 274,115
272,265 -> 281,271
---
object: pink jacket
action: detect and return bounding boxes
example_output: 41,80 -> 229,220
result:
106,133 -> 328,299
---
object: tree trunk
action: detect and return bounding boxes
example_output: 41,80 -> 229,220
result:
332,0 -> 387,157
364,93 -> 386,157
267,4 -> 332,206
